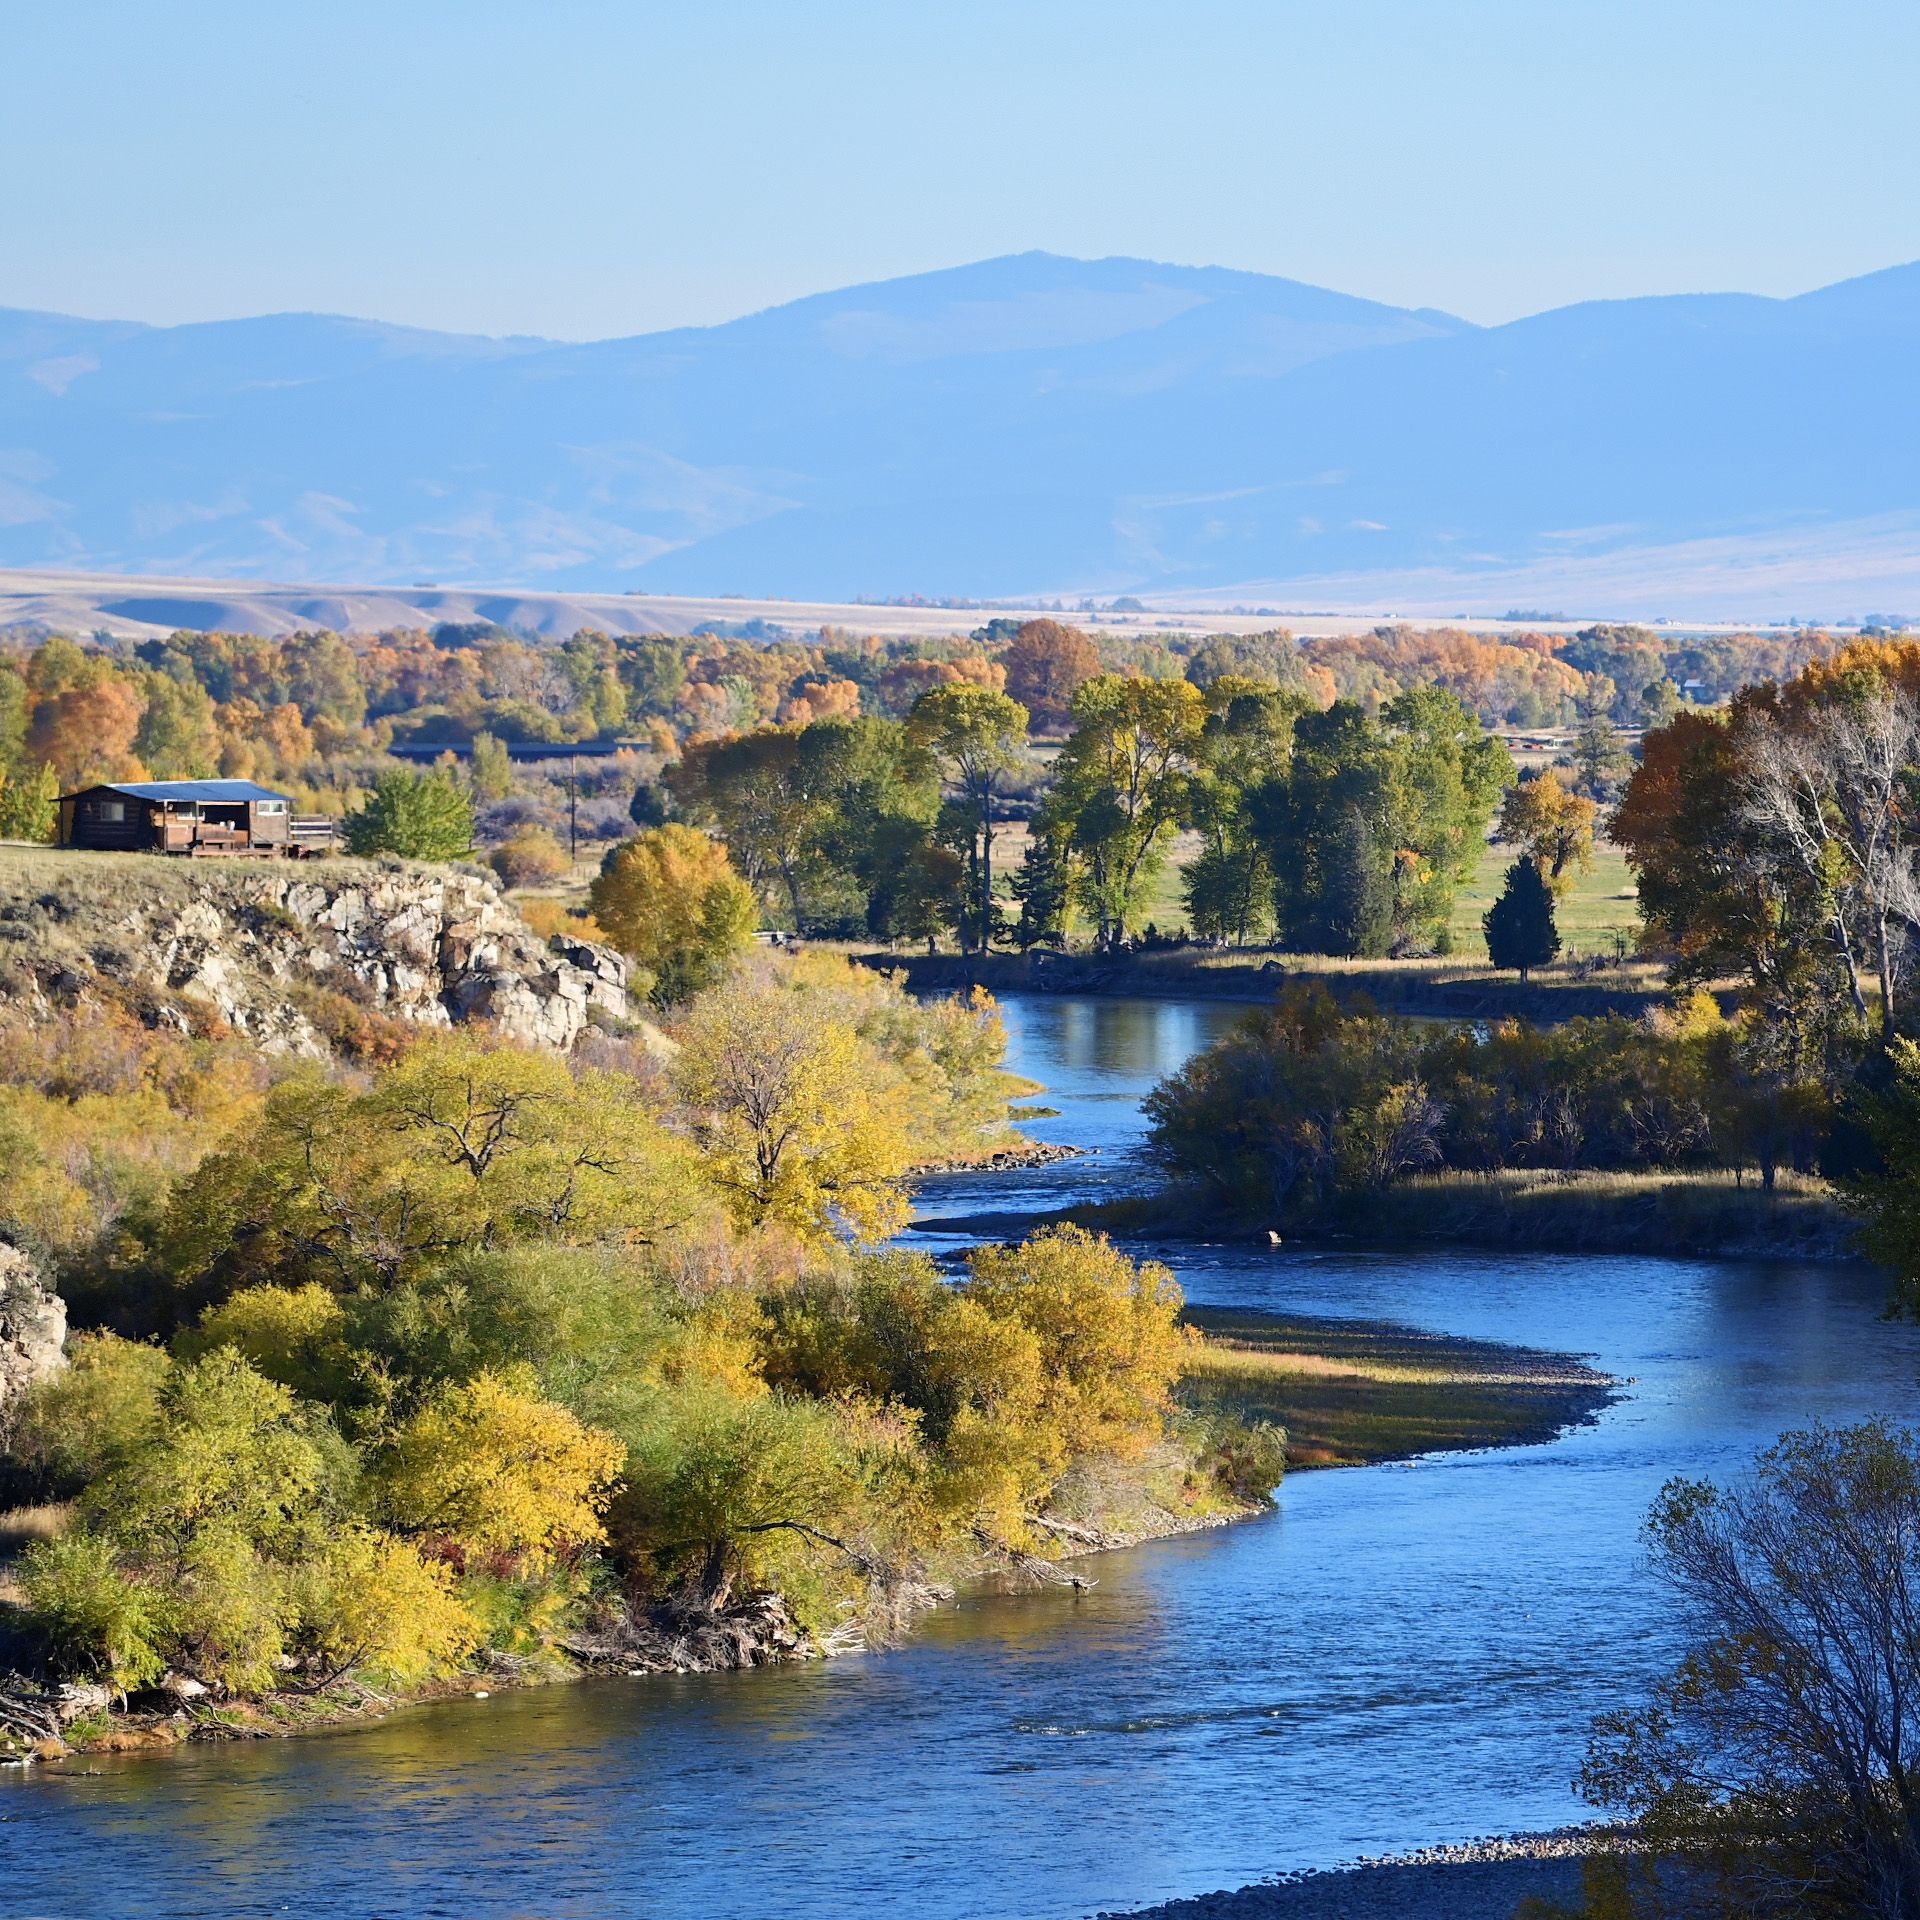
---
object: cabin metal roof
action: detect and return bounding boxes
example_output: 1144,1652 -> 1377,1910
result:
65,780 -> 295,805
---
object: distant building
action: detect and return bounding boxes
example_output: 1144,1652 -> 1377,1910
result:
56,780 -> 334,857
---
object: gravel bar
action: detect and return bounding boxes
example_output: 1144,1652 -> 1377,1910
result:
1096,1832 -> 1616,1920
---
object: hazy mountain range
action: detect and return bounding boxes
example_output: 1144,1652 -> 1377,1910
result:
4,251 -> 1919,619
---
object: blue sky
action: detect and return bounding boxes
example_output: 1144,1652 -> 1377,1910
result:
8,0 -> 1919,339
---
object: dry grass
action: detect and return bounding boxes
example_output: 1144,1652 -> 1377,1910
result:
0,1502 -> 71,1601
1178,1310 -> 1615,1469
1347,1165 -> 1854,1259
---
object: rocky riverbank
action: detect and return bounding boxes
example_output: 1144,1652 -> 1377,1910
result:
1101,1830 -> 1624,1920
912,1139 -> 1085,1175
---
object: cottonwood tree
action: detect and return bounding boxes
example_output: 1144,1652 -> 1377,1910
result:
1046,674 -> 1206,951
1496,768 -> 1597,895
906,685 -> 1029,952
671,973 -> 915,1244
161,1035 -> 707,1295
1735,677 -> 1920,1037
1183,681 -> 1304,944
998,620 -> 1101,733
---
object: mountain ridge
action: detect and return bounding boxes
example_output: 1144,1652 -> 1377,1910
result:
4,251 -> 1918,616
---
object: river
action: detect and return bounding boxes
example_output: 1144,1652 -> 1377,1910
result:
5,995 -> 1918,1920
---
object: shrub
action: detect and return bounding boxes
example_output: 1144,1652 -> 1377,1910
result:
9,1333 -> 171,1495
965,1227 -> 1187,1461
374,1371 -> 625,1567
286,1526 -> 481,1688
488,825 -> 569,889
18,1532 -> 167,1690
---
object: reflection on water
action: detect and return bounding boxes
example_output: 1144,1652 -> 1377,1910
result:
7,994 -> 1917,1920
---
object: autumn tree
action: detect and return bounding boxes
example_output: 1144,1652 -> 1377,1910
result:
671,971 -> 914,1244
998,620 -> 1101,733
160,1035 -> 710,1296
489,824 -> 569,889
26,673 -> 145,787
374,1370 -> 625,1567
590,824 -> 758,1003
965,1227 -> 1186,1461
906,685 -> 1029,952
1496,768 -> 1597,895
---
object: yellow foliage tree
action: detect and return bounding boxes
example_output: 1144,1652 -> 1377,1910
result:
374,1370 -> 625,1567
1496,768 -> 1598,896
161,1033 -> 713,1293
286,1525 -> 482,1686
672,972 -> 915,1244
590,824 -> 758,1005
965,1227 -> 1187,1461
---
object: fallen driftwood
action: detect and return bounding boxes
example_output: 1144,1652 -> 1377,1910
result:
0,1671 -> 65,1752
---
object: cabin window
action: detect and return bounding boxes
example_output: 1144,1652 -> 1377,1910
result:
256,800 -> 288,815
92,800 -> 126,823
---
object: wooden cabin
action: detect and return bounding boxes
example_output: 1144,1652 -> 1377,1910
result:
57,781 -> 335,858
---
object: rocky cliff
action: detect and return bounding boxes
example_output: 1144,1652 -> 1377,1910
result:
0,1241 -> 65,1431
0,851 -> 629,1055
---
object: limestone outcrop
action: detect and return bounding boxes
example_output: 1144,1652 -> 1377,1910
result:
0,855 -> 629,1055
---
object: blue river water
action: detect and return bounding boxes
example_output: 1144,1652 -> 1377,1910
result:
4,995 -> 1916,1920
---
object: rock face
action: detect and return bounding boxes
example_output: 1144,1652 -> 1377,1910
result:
0,1241 -> 66,1429
0,858 -> 629,1055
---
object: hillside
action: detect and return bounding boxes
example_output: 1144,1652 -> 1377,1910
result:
5,252 -> 1920,616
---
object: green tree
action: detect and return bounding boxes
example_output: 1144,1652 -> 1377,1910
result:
1011,822 -> 1072,949
1255,692 -> 1510,957
344,767 -> 475,861
1047,675 -> 1205,951
0,761 -> 59,842
1183,681 -> 1303,944
1572,676 -> 1632,799
1484,856 -> 1561,982
590,825 -> 758,1004
134,666 -> 221,778
906,686 -> 1029,952
469,731 -> 514,802
667,729 -> 816,927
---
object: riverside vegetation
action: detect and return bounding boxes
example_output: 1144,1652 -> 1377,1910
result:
0,865 -> 1298,1758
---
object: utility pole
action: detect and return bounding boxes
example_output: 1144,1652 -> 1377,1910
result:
567,753 -> 578,865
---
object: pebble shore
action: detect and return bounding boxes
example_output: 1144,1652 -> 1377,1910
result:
1098,1832 -> 1616,1920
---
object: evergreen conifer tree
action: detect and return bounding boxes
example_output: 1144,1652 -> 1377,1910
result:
1484,855 -> 1560,982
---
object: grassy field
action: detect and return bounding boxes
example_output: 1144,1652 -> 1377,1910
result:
987,821 -> 1640,965
1178,1308 -> 1615,1469
1448,838 -> 1639,963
